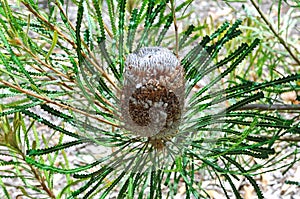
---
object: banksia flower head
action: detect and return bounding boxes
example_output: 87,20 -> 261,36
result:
120,47 -> 185,148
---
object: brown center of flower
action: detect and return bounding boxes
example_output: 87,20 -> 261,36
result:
128,82 -> 181,133
121,47 -> 185,139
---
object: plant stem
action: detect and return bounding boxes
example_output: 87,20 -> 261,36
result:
238,104 -> 300,111
249,0 -> 300,66
24,155 -> 56,199
170,0 -> 179,57
276,136 -> 300,142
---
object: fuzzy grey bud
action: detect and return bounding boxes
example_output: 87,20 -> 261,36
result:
120,47 -> 185,143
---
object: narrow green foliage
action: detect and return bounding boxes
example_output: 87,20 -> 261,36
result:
285,180 -> 300,186
76,0 -> 84,67
97,37 -> 120,80
92,0 -> 106,39
224,156 -> 264,199
21,110 -> 80,139
223,92 -> 264,113
179,24 -> 195,50
27,140 -> 85,156
100,171 -> 126,199
156,15 -> 173,46
117,0 -> 126,73
0,0 -> 299,198
127,8 -> 140,52
138,1 -> 166,48
223,174 -> 243,199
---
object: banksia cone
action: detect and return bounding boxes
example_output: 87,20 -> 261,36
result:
120,47 -> 185,149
